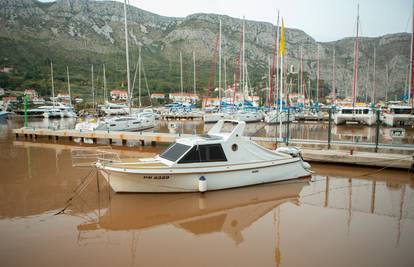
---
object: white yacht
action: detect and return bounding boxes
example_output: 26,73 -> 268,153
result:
333,106 -> 376,126
96,120 -> 311,193
100,102 -> 129,116
382,105 -> 414,127
75,114 -> 154,132
232,110 -> 263,123
203,111 -> 232,123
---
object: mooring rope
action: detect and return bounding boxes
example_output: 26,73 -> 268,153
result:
54,168 -> 96,215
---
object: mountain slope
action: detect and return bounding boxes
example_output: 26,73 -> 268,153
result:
0,0 -> 410,103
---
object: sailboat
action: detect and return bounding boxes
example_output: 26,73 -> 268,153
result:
96,120 -> 311,193
75,0 -> 154,132
232,18 -> 263,123
204,20 -> 233,123
43,62 -> 65,118
383,2 -> 414,126
333,5 -> 376,126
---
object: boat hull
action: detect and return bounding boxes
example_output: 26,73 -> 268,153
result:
383,113 -> 414,127
98,158 -> 311,193
334,113 -> 376,126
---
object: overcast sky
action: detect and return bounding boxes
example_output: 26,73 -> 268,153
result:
41,0 -> 412,42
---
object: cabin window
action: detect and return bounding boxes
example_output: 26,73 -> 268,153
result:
341,109 -> 353,114
393,108 -> 412,115
178,144 -> 227,163
160,143 -> 191,162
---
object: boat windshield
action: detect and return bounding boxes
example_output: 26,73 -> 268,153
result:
391,108 -> 412,114
159,143 -> 191,162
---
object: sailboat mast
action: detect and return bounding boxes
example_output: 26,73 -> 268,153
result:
410,0 -> 414,106
317,45 -> 320,105
66,65 -> 72,107
219,19 -> 222,111
268,57 -> 271,107
103,64 -> 107,103
365,59 -> 370,103
139,47 -> 142,107
193,51 -> 196,104
242,17 -> 245,105
123,0 -> 131,114
50,61 -> 55,108
270,11 -> 280,108
332,48 -> 336,103
352,4 -> 360,109
279,18 -> 285,141
372,48 -> 376,104
301,47 -> 304,107
180,51 -> 183,100
385,64 -> 389,103
91,64 -> 95,110
224,56 -> 227,98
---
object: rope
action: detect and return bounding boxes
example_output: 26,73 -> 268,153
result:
54,168 -> 96,215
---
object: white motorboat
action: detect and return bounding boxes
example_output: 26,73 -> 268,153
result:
43,108 -> 64,118
203,111 -> 232,123
382,105 -> 414,127
333,106 -> 376,126
101,102 -> 129,116
232,110 -> 263,123
41,102 -> 76,118
75,115 -> 154,132
96,120 -> 311,193
295,110 -> 323,121
264,110 -> 294,124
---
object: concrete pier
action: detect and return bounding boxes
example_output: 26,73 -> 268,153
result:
12,127 -> 414,170
13,127 -> 191,145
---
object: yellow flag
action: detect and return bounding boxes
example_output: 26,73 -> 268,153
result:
279,18 -> 285,56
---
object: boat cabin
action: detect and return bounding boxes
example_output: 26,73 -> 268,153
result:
156,120 -> 289,166
387,105 -> 413,115
338,106 -> 373,115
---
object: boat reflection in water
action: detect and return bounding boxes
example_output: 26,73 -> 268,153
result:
77,179 -> 309,243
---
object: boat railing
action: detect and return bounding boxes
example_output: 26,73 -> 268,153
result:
71,146 -> 121,167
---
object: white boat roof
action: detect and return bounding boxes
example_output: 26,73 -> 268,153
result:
388,105 -> 413,109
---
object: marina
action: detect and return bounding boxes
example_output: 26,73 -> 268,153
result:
1,0 -> 414,266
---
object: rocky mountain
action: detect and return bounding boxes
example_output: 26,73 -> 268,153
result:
0,0 -> 411,102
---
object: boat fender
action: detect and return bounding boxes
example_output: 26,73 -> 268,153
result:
301,161 -> 311,170
198,176 -> 207,193
275,146 -> 301,157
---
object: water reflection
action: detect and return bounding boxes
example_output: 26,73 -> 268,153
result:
77,180 -> 308,242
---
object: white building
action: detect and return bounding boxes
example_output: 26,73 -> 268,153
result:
150,93 -> 165,100
169,93 -> 199,103
111,90 -> 128,101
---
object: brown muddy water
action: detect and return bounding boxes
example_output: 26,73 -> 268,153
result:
0,117 -> 414,267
